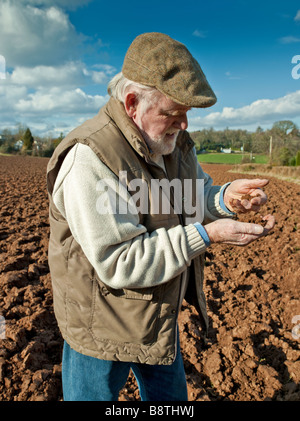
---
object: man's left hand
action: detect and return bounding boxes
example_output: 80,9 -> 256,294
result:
224,178 -> 269,213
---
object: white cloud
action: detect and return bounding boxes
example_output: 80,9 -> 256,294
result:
92,64 -> 116,75
0,71 -> 109,117
294,10 -> 300,21
225,71 -> 241,80
0,85 -> 28,111
19,0 -> 93,10
0,55 -> 5,79
189,91 -> 300,131
0,1 -> 83,67
279,36 -> 300,44
9,61 -> 115,88
0,1 -> 117,137
10,63 -> 84,87
0,61 -> 111,136
15,87 -> 108,114
0,80 -> 109,136
192,29 -> 207,38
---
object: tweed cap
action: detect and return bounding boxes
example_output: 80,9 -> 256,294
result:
122,32 -> 217,108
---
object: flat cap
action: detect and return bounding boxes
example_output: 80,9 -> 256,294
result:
122,32 -> 217,108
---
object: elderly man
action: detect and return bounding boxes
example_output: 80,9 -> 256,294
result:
46,33 -> 275,401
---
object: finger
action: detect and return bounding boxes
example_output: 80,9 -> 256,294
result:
237,197 -> 264,212
250,196 -> 263,205
242,222 -> 264,235
241,199 -> 252,209
241,191 -> 267,210
229,198 -> 251,213
235,222 -> 264,246
250,189 -> 268,203
244,178 -> 269,188
250,223 -> 265,235
237,178 -> 269,195
254,178 -> 269,186
248,195 -> 267,210
262,214 -> 276,233
248,203 -> 261,212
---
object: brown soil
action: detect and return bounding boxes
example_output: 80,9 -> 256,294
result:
0,156 -> 299,401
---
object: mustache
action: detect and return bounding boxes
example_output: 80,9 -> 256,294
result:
165,130 -> 179,136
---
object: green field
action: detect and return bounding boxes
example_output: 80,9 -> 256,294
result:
197,153 -> 268,165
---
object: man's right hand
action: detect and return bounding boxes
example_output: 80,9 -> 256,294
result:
204,215 -> 275,246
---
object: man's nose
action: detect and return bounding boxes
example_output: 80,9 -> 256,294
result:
174,114 -> 188,131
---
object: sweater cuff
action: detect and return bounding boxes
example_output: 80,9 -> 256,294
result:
184,224 -> 208,259
219,182 -> 236,216
194,222 -> 211,247
207,184 -> 236,218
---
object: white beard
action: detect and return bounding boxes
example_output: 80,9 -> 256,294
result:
135,116 -> 179,156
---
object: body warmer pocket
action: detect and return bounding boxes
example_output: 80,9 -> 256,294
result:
89,279 -> 162,345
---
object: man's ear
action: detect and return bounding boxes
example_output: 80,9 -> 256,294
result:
124,92 -> 138,118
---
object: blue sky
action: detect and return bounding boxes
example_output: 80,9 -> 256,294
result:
0,0 -> 300,137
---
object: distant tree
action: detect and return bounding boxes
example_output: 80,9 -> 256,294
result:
0,128 -> 15,154
278,147 -> 292,166
296,151 -> 300,166
22,128 -> 34,153
269,121 -> 300,164
188,121 -> 300,162
53,132 -> 64,148
15,122 -> 27,140
251,127 -> 270,154
272,120 -> 298,135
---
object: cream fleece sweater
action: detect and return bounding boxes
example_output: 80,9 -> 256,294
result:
52,143 -> 233,290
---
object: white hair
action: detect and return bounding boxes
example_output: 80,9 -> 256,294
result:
107,72 -> 161,112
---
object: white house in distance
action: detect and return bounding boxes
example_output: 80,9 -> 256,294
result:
221,147 -> 232,153
15,140 -> 23,150
0,134 -> 23,151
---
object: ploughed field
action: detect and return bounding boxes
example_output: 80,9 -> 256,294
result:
0,155 -> 299,401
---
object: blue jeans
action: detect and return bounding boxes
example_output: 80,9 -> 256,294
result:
62,336 -> 187,401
